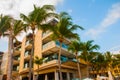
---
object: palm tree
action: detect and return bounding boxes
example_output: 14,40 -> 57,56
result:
49,12 -> 84,80
34,56 -> 44,80
20,5 -> 56,80
0,15 -> 24,80
104,51 -> 115,80
91,53 -> 107,77
79,40 -> 100,78
68,40 -> 82,80
115,54 -> 120,65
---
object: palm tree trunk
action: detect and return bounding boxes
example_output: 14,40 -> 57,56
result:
75,53 -> 81,80
87,64 -> 89,78
36,65 -> 39,80
58,42 -> 62,80
7,33 -> 13,80
108,70 -> 114,80
29,31 -> 35,80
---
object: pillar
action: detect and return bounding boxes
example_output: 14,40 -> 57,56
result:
45,74 -> 48,80
67,72 -> 70,80
55,71 -> 59,80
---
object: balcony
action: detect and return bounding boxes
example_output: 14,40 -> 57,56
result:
13,50 -> 20,56
13,65 -> 19,71
25,40 -> 32,50
13,40 -> 21,48
12,69 -> 19,76
34,59 -> 77,71
22,62 -> 30,73
42,31 -> 53,43
42,41 -> 74,58
36,60 -> 58,70
13,61 -> 19,65
24,51 -> 31,61
13,57 -> 20,65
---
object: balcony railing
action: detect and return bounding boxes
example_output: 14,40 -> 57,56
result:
55,41 -> 68,50
26,40 -> 32,46
42,41 -> 69,50
16,47 -> 21,51
24,51 -> 30,57
42,30 -> 52,38
24,63 -> 29,68
42,41 -> 55,50
13,66 -> 19,71
14,56 -> 20,61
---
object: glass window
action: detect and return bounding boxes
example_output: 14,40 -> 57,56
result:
61,56 -> 68,62
24,61 -> 29,68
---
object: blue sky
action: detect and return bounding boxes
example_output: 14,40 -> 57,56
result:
56,0 -> 120,52
0,0 -> 120,53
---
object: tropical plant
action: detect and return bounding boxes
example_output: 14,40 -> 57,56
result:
91,53 -> 107,76
0,15 -> 24,80
104,51 -> 115,80
113,54 -> 120,67
49,12 -> 84,80
68,40 -> 82,80
34,56 -> 44,80
79,40 -> 100,78
20,5 -> 56,80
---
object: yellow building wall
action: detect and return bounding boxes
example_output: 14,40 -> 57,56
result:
19,37 -> 26,73
34,30 -> 43,70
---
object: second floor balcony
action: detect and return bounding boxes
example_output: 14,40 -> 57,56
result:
42,41 -> 74,58
13,56 -> 20,65
25,40 -> 32,50
24,50 -> 31,60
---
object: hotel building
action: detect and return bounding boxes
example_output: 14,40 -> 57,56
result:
11,19 -> 87,80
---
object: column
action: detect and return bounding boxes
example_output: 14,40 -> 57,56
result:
45,74 -> 48,80
19,76 -> 22,80
67,72 -> 70,80
55,71 -> 59,80
73,73 -> 76,79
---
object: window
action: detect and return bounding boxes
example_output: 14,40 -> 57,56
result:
61,56 -> 68,62
24,61 -> 29,68
24,50 -> 31,57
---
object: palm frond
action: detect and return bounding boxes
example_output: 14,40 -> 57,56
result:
42,5 -> 55,11
13,20 -> 24,36
20,13 -> 30,23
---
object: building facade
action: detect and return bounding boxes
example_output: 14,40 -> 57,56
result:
11,28 -> 87,80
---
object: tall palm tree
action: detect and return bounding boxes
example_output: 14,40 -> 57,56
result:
68,40 -> 82,80
0,15 -> 24,80
20,5 -> 56,80
49,12 -> 84,80
34,56 -> 44,80
91,53 -> 107,76
104,52 -> 115,80
113,54 -> 120,67
79,40 -> 100,78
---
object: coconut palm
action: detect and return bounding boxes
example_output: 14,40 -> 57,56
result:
34,56 -> 44,80
104,51 -> 115,80
49,12 -> 84,80
79,40 -> 100,78
68,40 -> 82,80
91,53 -> 107,76
113,54 -> 120,67
20,5 -> 56,80
0,15 -> 24,80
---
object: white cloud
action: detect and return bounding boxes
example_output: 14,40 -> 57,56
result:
85,2 -> 120,38
109,45 -> 120,52
0,0 -> 63,19
0,0 -> 64,51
